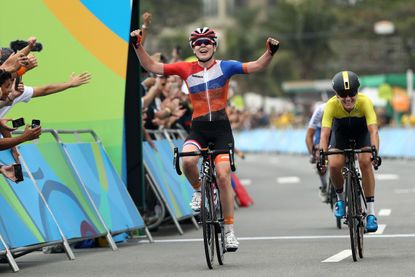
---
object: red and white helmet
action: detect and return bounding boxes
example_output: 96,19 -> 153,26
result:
189,27 -> 218,47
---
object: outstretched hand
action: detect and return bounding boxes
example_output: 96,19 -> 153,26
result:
266,37 -> 280,56
69,72 -> 92,87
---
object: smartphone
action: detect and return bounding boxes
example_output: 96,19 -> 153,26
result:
14,76 -> 21,91
13,164 -> 24,183
31,119 -> 41,128
12,117 -> 25,128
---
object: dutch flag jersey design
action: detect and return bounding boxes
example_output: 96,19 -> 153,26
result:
164,60 -> 248,120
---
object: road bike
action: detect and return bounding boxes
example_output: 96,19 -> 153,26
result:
319,145 -> 380,261
174,143 -> 235,269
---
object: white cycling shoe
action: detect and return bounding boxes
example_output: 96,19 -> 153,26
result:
190,191 -> 201,212
225,231 -> 239,252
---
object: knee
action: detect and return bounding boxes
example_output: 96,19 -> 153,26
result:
182,157 -> 197,171
215,169 -> 231,188
329,162 -> 342,173
359,157 -> 372,171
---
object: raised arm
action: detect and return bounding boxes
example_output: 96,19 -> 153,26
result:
245,38 -> 279,73
130,29 -> 164,75
32,72 -> 91,97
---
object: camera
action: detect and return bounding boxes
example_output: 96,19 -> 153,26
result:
12,117 -> 25,128
10,40 -> 43,52
14,76 -> 21,91
31,119 -> 41,128
13,164 -> 24,183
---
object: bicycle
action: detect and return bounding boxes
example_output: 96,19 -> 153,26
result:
173,143 -> 236,269
318,145 -> 381,262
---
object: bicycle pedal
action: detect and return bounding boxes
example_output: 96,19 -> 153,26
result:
226,247 -> 238,252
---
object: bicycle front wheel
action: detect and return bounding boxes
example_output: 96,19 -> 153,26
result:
201,176 -> 215,269
346,174 -> 358,262
355,179 -> 365,259
214,186 -> 225,265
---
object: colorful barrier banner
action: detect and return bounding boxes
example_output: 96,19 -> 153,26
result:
143,141 -> 193,220
0,150 -> 61,249
63,142 -> 145,233
18,143 -> 107,239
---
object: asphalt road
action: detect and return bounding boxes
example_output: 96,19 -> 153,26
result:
1,154 -> 414,276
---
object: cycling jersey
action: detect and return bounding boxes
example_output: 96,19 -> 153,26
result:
308,103 -> 325,145
322,93 -> 377,149
322,93 -> 377,129
164,60 -> 248,121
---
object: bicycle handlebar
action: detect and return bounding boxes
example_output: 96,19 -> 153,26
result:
173,144 -> 236,175
318,146 -> 381,171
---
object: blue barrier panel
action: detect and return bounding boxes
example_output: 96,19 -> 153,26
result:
235,128 -> 415,158
158,140 -> 193,206
62,142 -> 146,233
143,141 -> 193,220
17,143 -> 107,240
0,150 -> 62,249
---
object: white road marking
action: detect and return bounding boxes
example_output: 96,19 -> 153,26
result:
368,224 -> 387,235
148,233 -> 415,244
240,179 -> 252,186
375,174 -> 399,180
378,209 -> 391,216
322,250 -> 351,263
394,189 -> 411,194
277,176 -> 300,184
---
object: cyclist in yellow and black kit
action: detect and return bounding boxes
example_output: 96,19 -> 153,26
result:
319,71 -> 380,232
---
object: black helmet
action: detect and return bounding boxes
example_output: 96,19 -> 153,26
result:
332,71 -> 360,97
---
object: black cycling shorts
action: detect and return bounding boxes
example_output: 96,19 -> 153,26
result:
329,119 -> 370,150
185,120 -> 234,152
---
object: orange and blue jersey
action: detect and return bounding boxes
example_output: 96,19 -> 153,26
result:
164,60 -> 248,121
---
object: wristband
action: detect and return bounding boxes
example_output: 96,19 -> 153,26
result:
16,66 -> 27,76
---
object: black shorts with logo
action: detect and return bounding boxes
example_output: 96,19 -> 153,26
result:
185,120 -> 234,152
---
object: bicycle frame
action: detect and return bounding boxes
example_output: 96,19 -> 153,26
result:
173,144 -> 235,269
324,147 -> 373,262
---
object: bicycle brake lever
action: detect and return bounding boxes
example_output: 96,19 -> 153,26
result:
173,147 -> 182,175
228,144 -> 236,172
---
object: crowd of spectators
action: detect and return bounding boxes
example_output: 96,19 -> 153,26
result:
0,37 -> 90,182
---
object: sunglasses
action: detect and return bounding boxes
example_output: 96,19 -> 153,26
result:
192,39 -> 214,47
337,90 -> 358,98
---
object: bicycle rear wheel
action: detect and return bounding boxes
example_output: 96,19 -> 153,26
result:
201,177 -> 215,269
346,174 -> 358,262
214,186 -> 225,265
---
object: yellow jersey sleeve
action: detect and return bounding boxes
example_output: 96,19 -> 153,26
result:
362,95 -> 377,126
322,97 -> 336,128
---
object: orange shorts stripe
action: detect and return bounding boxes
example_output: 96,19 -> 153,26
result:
214,154 -> 229,164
